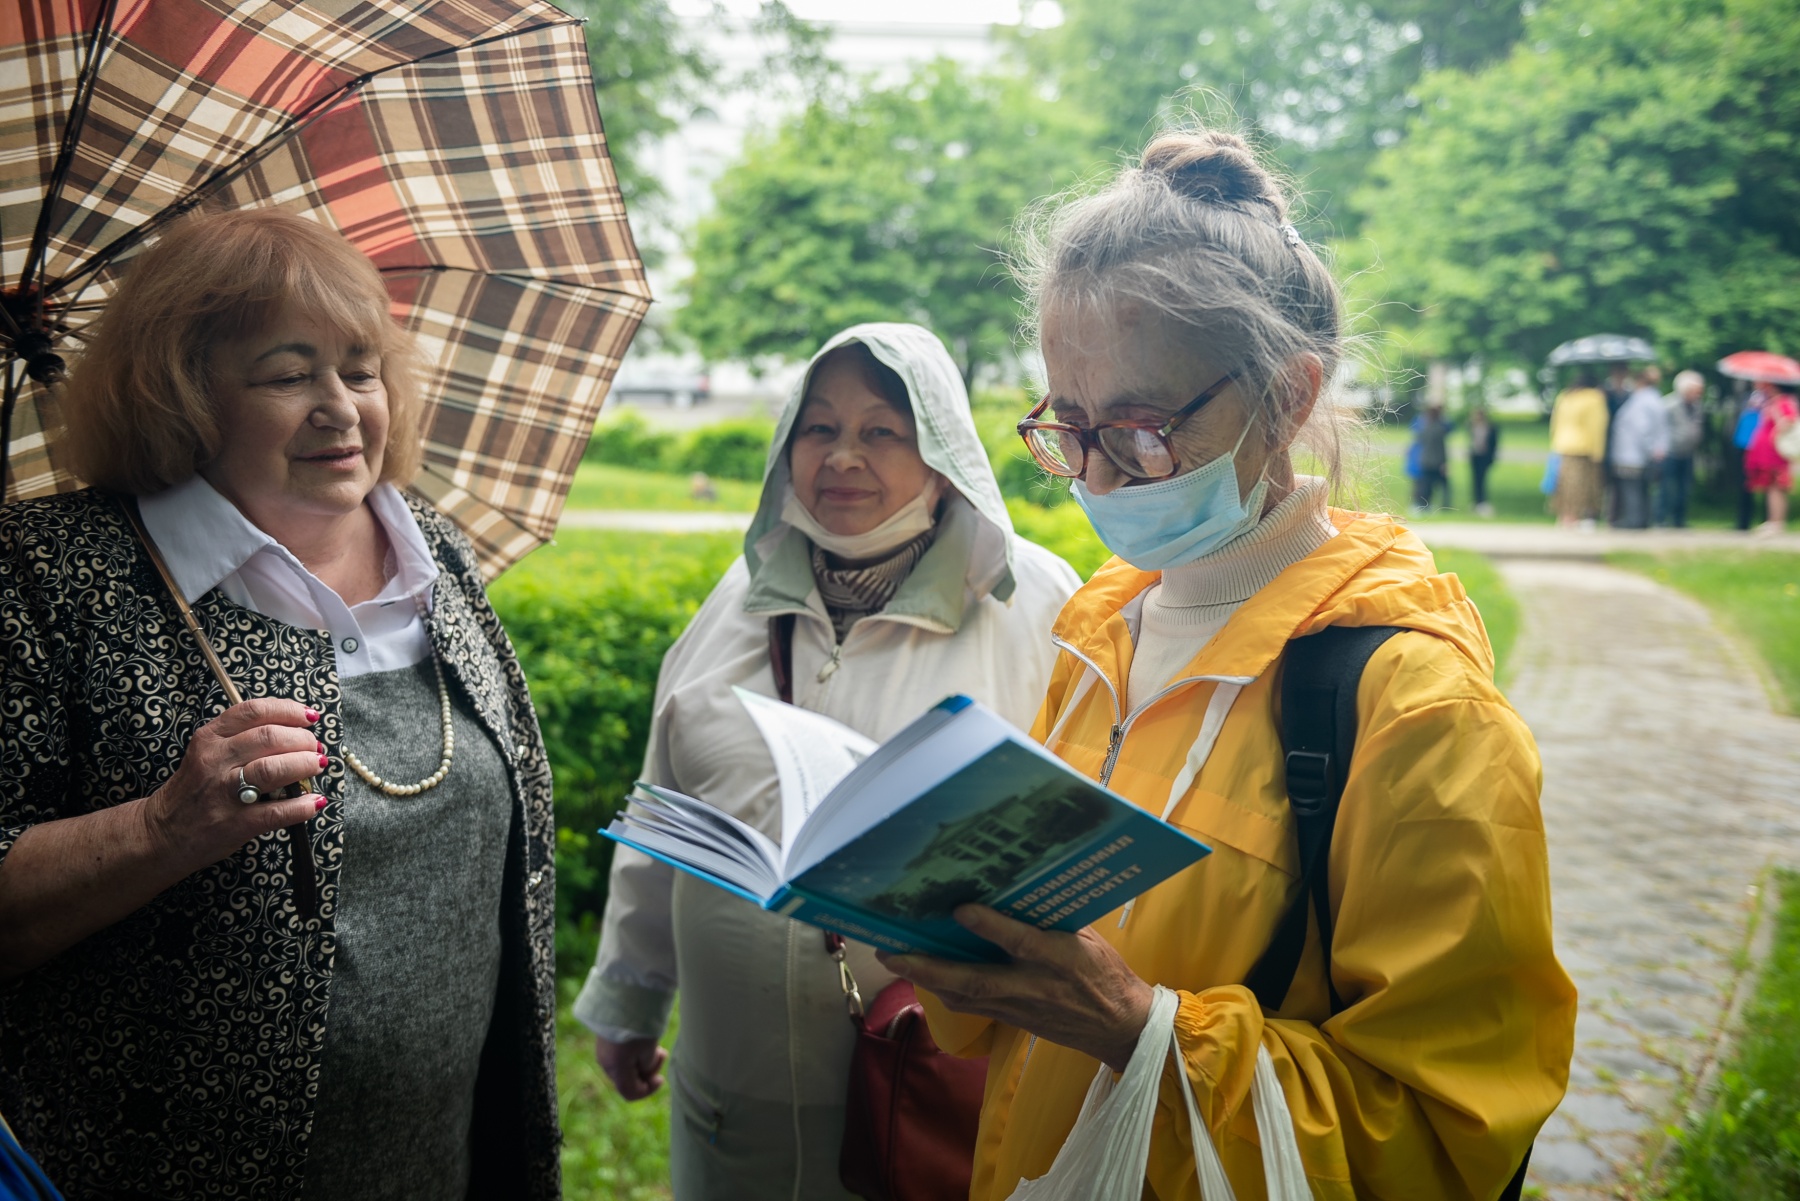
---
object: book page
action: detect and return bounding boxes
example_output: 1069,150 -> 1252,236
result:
733,687 -> 877,865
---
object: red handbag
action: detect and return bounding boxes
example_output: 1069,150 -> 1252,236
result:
829,934 -> 988,1201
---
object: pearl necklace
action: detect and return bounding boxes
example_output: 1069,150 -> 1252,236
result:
341,653 -> 456,797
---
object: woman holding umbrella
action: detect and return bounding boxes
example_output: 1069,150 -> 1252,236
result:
1721,352 -> 1800,535
0,210 -> 560,1199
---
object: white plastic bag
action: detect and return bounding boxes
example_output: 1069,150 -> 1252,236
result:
1004,985 -> 1311,1201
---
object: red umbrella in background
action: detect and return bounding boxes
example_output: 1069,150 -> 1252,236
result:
1,0 -> 651,576
1717,351 -> 1800,386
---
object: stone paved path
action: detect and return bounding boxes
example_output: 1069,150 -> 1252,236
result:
1500,558 -> 1800,1197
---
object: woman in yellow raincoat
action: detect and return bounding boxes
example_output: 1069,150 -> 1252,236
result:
881,128 -> 1577,1200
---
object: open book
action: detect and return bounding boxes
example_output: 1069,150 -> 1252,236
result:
602,690 -> 1211,961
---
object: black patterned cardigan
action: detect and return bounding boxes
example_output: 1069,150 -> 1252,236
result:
0,488 -> 560,1200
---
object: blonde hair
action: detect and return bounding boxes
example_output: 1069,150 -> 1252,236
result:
58,208 -> 424,494
1014,126 -> 1352,480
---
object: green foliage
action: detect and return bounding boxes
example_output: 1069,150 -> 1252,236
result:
1352,0 -> 1800,373
488,530 -> 740,972
584,411 -> 678,471
683,420 -> 774,483
1658,870 -> 1800,1200
676,60 -> 1091,382
567,0 -> 714,219
1006,497 -> 1111,579
557,979 -> 677,1199
1609,550 -> 1800,715
585,411 -> 777,482
1012,0 -> 1525,221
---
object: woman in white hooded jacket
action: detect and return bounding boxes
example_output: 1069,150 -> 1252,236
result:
573,324 -> 1080,1199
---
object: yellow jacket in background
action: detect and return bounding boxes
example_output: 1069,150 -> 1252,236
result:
922,512 -> 1576,1201
1550,387 -> 1611,459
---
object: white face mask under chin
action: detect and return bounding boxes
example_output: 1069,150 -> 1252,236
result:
782,480 -> 943,561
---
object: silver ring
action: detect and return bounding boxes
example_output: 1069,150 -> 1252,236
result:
236,768 -> 261,805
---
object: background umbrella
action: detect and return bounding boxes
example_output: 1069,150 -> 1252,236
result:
1,0 -> 650,577
1717,351 -> 1800,386
1545,334 -> 1658,366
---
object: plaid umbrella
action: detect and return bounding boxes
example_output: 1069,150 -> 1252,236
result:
1,0 -> 650,577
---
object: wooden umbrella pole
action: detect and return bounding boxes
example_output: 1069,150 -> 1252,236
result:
120,498 -> 319,918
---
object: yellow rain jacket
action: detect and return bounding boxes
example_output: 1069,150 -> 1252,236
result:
923,511 -> 1576,1201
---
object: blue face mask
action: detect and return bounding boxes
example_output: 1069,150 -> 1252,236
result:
1071,419 -> 1268,571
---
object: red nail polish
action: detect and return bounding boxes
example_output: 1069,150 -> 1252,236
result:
305,708 -> 321,723
316,740 -> 325,755
318,754 -> 329,769
313,796 -> 328,812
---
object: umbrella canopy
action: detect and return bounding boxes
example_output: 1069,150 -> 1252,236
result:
1717,351 -> 1800,386
1,0 -> 651,577
1545,334 -> 1657,366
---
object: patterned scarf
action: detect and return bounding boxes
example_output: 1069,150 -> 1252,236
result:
810,527 -> 937,641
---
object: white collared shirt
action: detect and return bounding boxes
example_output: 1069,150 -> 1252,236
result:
137,476 -> 439,678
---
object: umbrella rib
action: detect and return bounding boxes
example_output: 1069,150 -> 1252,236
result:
46,13 -> 585,301
377,264 -> 652,304
19,0 -> 121,298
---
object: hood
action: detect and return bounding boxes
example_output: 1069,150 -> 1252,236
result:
1052,511 -> 1496,685
743,322 -> 1016,603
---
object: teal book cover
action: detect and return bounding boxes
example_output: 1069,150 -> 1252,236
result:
772,739 -> 1210,961
602,694 -> 1211,962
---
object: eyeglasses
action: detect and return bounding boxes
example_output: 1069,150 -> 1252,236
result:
1016,372 -> 1239,481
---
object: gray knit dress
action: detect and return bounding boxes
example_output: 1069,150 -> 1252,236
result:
302,658 -> 512,1201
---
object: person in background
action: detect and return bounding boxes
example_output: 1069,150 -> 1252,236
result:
1409,399 -> 1452,512
1734,383 -> 1771,530
895,125 -> 1572,1201
1744,383 -> 1799,536
1601,363 -> 1633,523
1467,402 -> 1502,518
1658,371 -> 1705,528
1550,369 -> 1610,528
575,324 -> 1080,1200
1609,365 -> 1669,529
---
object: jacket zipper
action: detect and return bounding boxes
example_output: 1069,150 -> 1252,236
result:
1050,635 -> 1252,786
1015,639 -> 1255,1080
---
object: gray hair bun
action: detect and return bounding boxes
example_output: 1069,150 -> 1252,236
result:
1139,131 -> 1289,222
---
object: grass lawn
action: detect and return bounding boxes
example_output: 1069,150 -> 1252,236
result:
1357,422 -> 1555,524
557,980 -> 676,1201
1609,551 -> 1800,713
1656,869 -> 1800,1200
566,462 -> 761,512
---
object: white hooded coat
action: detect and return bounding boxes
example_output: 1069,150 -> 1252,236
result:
572,324 -> 1080,1200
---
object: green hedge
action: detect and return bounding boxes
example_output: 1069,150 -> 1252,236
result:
488,529 -> 741,972
584,410 -> 774,483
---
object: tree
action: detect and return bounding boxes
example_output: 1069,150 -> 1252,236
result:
566,0 -> 715,214
1349,0 -> 1800,373
570,0 -> 826,233
675,61 -> 1091,383
1013,0 -> 1525,224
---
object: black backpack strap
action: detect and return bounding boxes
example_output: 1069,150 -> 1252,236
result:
1241,624 -> 1536,1198
1243,624 -> 1402,1014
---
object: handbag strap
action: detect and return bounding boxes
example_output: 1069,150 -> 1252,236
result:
119,496 -> 319,919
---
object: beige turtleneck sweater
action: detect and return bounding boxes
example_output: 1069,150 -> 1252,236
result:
1125,477 -> 1337,709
